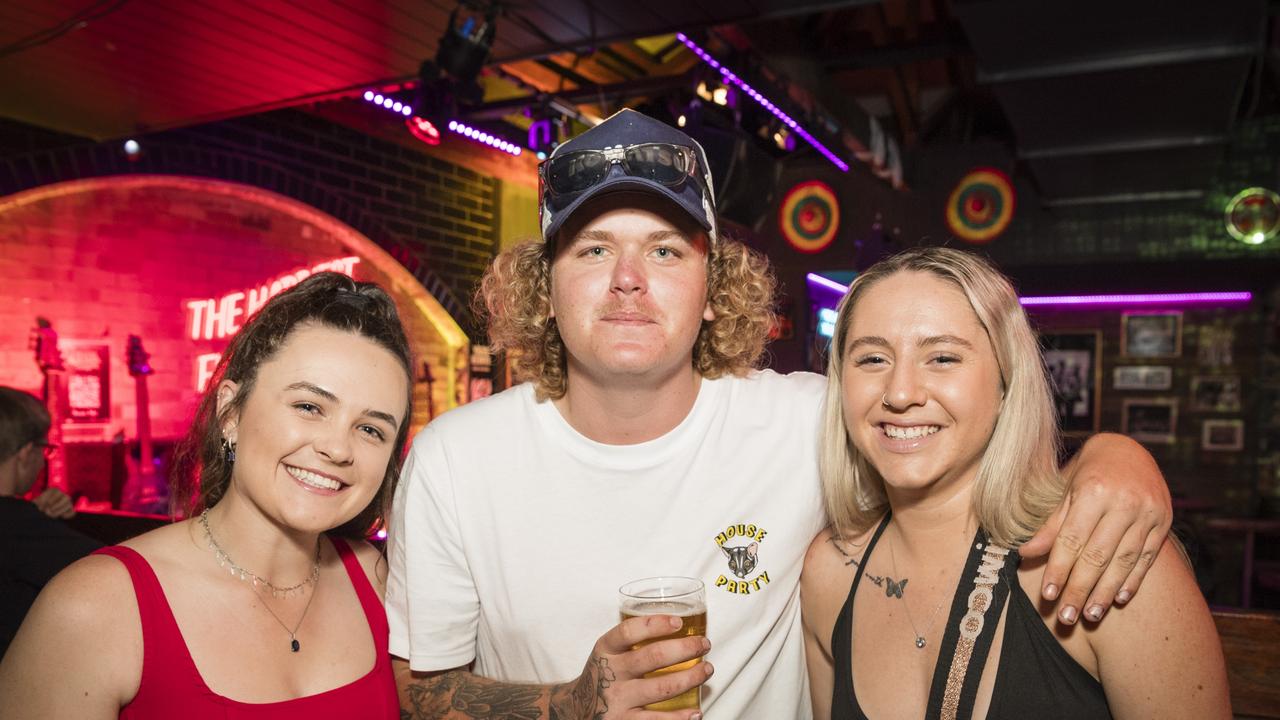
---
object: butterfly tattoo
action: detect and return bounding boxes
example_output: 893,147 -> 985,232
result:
828,537 -> 909,600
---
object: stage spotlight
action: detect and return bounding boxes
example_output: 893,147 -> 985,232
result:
123,139 -> 141,161
421,0 -> 500,107
407,116 -> 442,146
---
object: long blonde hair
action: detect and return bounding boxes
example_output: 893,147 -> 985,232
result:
819,247 -> 1063,547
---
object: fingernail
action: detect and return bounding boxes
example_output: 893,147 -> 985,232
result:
1086,604 -> 1104,621
701,637 -> 711,651
1060,605 -> 1077,624
704,662 -> 714,677
692,714 -> 703,720
1116,589 -> 1132,604
670,617 -> 682,629
1043,583 -> 1059,600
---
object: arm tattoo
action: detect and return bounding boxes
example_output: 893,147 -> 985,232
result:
550,655 -> 613,720
402,670 -> 545,720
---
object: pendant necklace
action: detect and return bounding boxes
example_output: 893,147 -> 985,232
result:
888,532 -> 950,650
200,509 -> 321,652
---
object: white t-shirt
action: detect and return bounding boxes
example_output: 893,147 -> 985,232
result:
387,370 -> 827,719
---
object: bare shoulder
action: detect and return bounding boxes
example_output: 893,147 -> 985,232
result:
0,552 -> 143,714
1084,538 -> 1230,716
1090,538 -> 1209,636
802,526 -> 866,627
343,537 -> 388,597
38,552 -> 140,627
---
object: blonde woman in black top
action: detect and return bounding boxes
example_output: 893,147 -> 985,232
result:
802,248 -> 1229,719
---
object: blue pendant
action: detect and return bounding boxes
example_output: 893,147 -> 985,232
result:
291,639 -> 300,652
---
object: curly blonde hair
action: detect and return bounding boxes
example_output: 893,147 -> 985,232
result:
478,235 -> 776,400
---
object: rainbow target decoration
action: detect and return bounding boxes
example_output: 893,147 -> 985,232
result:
779,181 -> 840,253
946,168 -> 1015,244
1225,187 -> 1279,245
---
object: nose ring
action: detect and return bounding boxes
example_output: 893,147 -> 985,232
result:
881,394 -> 891,408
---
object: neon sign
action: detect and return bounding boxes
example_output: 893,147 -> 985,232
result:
188,257 -> 360,390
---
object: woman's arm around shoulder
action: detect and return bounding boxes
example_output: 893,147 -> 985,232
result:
802,527 -> 860,720
0,553 -> 143,719
1085,540 -> 1230,719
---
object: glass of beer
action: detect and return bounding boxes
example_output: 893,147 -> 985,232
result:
618,576 -> 707,712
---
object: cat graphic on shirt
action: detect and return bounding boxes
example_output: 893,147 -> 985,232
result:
721,542 -> 758,579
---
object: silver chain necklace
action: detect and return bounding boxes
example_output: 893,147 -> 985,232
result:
199,510 -> 320,597
888,533 -> 950,650
199,509 -> 321,652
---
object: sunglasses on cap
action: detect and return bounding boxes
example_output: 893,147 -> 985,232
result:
539,143 -> 704,198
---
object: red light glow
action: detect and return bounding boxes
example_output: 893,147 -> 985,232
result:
407,116 -> 442,146
184,257 -> 360,342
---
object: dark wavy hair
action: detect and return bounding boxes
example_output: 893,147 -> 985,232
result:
169,272 -> 414,539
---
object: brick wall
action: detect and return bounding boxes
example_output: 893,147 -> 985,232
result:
0,108 -> 500,335
0,176 -> 460,444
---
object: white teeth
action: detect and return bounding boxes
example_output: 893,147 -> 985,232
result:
883,424 -> 940,440
286,466 -> 341,491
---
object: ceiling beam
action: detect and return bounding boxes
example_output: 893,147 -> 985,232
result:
1041,190 -> 1206,208
979,44 -> 1257,84
462,72 -> 696,121
1018,134 -> 1228,159
822,22 -> 967,71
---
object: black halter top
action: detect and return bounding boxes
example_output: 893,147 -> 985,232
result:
830,514 -> 1112,720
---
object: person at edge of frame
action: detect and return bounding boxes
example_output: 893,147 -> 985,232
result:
801,247 -> 1228,719
0,386 -> 101,659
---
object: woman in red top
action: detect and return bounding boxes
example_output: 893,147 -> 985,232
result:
0,273 -> 411,719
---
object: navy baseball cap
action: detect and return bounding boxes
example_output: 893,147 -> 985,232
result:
539,108 -> 718,247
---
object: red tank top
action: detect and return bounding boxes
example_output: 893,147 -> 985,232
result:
95,538 -> 399,719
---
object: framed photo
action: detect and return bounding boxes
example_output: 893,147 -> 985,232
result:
1191,375 -> 1241,412
1122,398 -> 1178,444
62,340 -> 111,423
1113,365 -> 1173,391
1201,419 -> 1244,451
1041,330 -> 1101,435
1121,311 -> 1182,358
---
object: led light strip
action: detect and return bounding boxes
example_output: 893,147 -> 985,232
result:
676,33 -> 849,172
447,120 -> 523,156
363,90 -> 413,117
1018,292 -> 1252,308
806,272 -> 851,296
362,89 -> 522,157
806,274 -> 1253,308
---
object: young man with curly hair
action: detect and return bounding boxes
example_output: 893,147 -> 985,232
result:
388,109 -> 1173,719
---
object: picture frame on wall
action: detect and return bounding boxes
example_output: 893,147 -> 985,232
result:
1191,375 -> 1242,412
1121,311 -> 1182,358
62,340 -> 111,424
1122,398 -> 1178,444
1040,330 -> 1101,435
1113,365 -> 1173,391
1201,419 -> 1244,451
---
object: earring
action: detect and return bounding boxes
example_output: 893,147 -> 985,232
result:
222,437 -> 236,464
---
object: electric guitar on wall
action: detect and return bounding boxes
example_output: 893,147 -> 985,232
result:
30,317 -> 69,494
122,334 -> 168,514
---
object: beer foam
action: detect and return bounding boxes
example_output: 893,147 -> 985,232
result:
627,600 -> 703,617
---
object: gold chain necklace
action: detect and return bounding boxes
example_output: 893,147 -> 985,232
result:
199,510 -> 321,652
